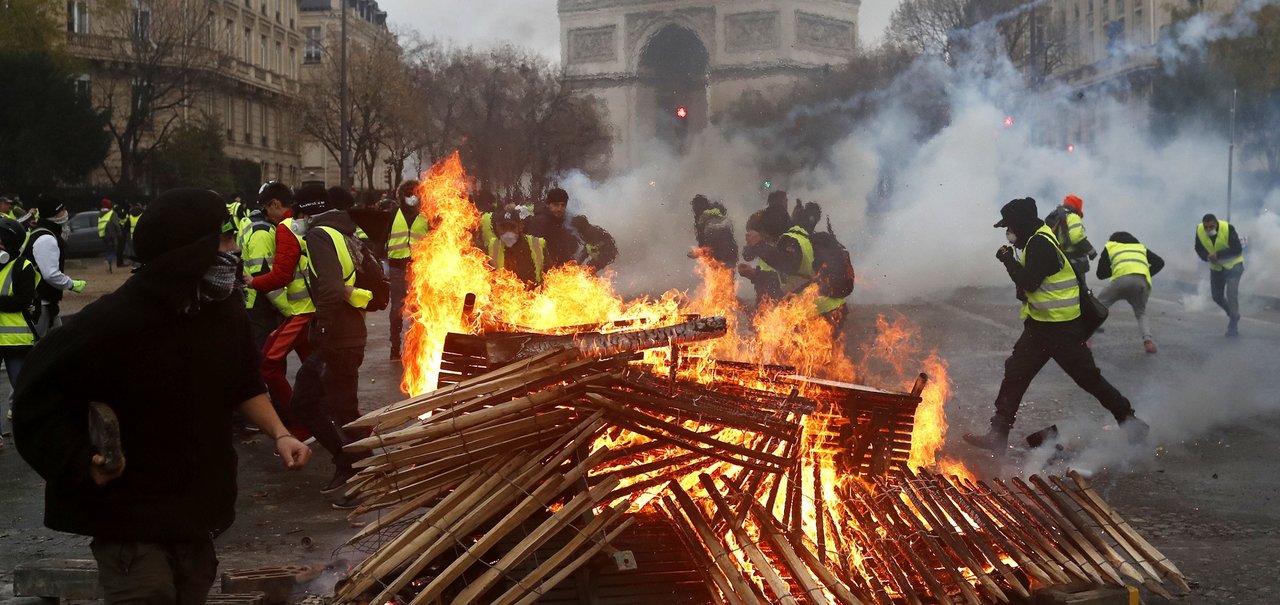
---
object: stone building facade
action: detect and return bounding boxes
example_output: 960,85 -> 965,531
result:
559,0 -> 862,169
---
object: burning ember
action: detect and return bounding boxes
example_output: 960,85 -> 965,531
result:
334,155 -> 1187,604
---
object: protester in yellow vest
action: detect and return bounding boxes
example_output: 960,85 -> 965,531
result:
1096,232 -> 1165,354
738,201 -> 845,328
1194,213 -> 1245,337
384,179 -> 427,361
964,197 -> 1148,454
97,199 -> 120,272
487,207 -> 546,287
0,196 -> 16,220
242,183 -> 294,351
0,217 -> 38,449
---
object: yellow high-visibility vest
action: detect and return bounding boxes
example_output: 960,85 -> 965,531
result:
478,212 -> 495,249
310,225 -> 370,309
1021,225 -> 1081,322
279,218 -> 315,315
1104,242 -> 1151,286
1197,221 -> 1244,271
97,212 -> 111,238
488,235 -> 546,285
0,259 -> 37,346
387,209 -> 428,260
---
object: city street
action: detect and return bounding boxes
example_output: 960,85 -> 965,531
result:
1,268 -> 1278,604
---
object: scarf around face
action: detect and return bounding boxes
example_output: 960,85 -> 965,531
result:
198,252 -> 244,304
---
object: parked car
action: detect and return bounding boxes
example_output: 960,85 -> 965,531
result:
64,210 -> 108,258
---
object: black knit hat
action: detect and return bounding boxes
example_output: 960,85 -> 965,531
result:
36,195 -> 65,219
133,188 -> 228,263
0,217 -> 23,254
994,197 -> 1038,228
257,181 -> 294,206
292,184 -> 331,216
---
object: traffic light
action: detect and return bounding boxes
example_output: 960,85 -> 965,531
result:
675,106 -> 688,119
1003,116 -> 1015,127
763,179 -> 773,190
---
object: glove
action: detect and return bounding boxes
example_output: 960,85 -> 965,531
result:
995,246 -> 1015,264
71,279 -> 87,293
1088,250 -> 1098,260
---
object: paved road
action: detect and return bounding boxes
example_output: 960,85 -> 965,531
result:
1,280 -> 1277,604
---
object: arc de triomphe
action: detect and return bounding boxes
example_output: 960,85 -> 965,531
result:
559,0 -> 862,169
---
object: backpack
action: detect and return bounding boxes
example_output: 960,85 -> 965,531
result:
809,225 -> 855,299
349,236 -> 391,312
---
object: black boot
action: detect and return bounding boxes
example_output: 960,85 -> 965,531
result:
963,425 -> 1010,452
1225,315 -> 1240,337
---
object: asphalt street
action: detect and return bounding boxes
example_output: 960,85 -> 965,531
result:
1,266 -> 1278,604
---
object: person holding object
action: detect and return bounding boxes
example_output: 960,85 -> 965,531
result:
1194,213 -> 1245,337
24,195 -> 86,336
963,197 -> 1148,453
12,188 -> 310,604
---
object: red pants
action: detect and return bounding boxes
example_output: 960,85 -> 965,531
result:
261,313 -> 313,426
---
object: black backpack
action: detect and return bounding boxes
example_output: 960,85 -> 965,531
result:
809,226 -> 855,299
349,237 -> 391,312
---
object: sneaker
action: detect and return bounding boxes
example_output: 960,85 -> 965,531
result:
1143,339 -> 1158,354
321,467 -> 357,494
962,427 -> 1010,452
1225,317 -> 1240,338
331,494 -> 360,510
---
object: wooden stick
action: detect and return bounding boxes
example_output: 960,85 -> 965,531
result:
848,479 -> 952,605
1028,475 -> 1153,589
694,473 -> 800,605
488,503 -> 627,605
661,496 -> 749,605
917,471 -> 1028,600
665,482 -> 767,605
509,517 -> 638,605
877,479 -> 984,605
836,492 -> 925,605
1004,477 -> 1124,585
353,408 -> 575,469
894,472 -> 1008,604
1066,470 -> 1191,593
447,474 -> 623,605
956,478 -> 1074,586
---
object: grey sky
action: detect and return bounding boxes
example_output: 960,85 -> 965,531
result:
376,1 -> 902,60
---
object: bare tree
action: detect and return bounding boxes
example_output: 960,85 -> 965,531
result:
297,28 -> 403,190
91,0 -> 222,192
886,0 -> 969,56
886,0 -> 1067,81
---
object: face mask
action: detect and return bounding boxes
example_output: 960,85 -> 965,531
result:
1006,229 -> 1018,245
50,213 -> 69,225
1206,229 -> 1218,238
290,218 -> 310,236
405,195 -> 420,207
198,252 -> 244,304
500,232 -> 519,248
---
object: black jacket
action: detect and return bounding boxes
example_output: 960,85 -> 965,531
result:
694,208 -> 738,267
1193,223 -> 1243,264
305,210 -> 367,349
1096,233 -> 1165,280
12,241 -> 265,541
0,258 -> 37,320
1000,221 -> 1064,302
525,208 -> 580,269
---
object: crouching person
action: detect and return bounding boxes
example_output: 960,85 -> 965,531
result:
12,188 -> 311,604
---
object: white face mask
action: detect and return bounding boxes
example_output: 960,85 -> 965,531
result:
290,217 -> 310,236
1206,229 -> 1218,238
405,195 -> 420,207
499,232 -> 519,248
49,213 -> 69,225
1005,229 -> 1018,245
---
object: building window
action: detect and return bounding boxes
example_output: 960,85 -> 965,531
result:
288,47 -> 296,77
244,27 -> 252,61
260,106 -> 268,147
225,96 -> 234,139
304,27 -> 322,63
74,74 -> 91,98
133,1 -> 151,40
274,41 -> 282,72
67,1 -> 89,33
243,99 -> 252,144
260,35 -> 267,67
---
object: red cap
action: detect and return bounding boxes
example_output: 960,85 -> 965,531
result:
1063,194 -> 1083,216
100,198 -> 113,210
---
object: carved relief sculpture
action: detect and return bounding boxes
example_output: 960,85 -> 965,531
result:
569,26 -> 618,64
725,11 -> 780,53
795,11 -> 856,53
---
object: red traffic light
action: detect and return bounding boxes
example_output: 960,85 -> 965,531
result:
676,106 -> 688,119
1003,116 -> 1015,127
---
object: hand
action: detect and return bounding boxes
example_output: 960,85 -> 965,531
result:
70,279 -> 87,293
1088,250 -> 1098,260
996,246 -> 1015,263
274,435 -> 311,470
241,274 -> 253,285
90,453 -> 125,486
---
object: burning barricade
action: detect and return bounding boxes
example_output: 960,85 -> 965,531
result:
328,155 -> 1187,604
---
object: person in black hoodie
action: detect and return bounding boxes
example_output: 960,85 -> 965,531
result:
12,188 -> 311,604
525,187 -> 582,269
688,194 -> 738,268
1096,232 -> 1165,354
290,188 -> 372,501
963,197 -> 1148,453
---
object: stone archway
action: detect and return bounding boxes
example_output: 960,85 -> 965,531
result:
636,24 -> 709,151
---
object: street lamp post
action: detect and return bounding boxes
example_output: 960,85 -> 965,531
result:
339,0 -> 351,188
1227,88 -> 1237,222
